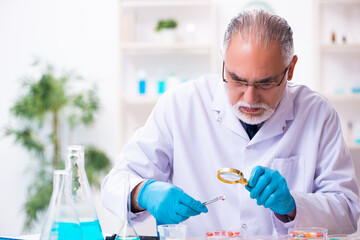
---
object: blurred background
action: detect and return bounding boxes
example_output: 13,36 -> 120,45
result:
1,0 -> 360,237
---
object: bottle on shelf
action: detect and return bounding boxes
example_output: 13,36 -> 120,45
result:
137,69 -> 147,96
350,77 -> 360,94
347,122 -> 354,146
155,68 -> 166,95
157,78 -> 166,95
354,122 -> 360,146
66,145 -> 104,240
331,31 -> 336,44
166,73 -> 180,91
185,23 -> 197,44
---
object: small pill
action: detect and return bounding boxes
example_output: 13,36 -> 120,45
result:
316,233 -> 323,237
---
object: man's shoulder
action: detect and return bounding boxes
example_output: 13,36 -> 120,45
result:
287,82 -> 335,115
288,82 -> 330,105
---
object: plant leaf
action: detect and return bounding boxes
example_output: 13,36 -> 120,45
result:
5,126 -> 45,158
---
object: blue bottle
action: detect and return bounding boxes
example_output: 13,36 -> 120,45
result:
138,70 -> 147,95
158,78 -> 166,94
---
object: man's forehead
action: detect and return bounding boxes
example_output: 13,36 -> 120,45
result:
228,35 -> 281,52
225,37 -> 284,69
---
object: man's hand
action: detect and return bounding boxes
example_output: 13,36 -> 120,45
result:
245,166 -> 295,216
137,180 -> 208,224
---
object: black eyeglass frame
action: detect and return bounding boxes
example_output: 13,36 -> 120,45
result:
222,62 -> 290,90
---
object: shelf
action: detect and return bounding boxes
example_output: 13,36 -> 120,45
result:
120,43 -> 214,52
348,144 -> 360,151
118,0 -> 217,146
121,0 -> 212,8
121,96 -> 160,105
325,94 -> 360,103
321,44 -> 360,53
319,0 -> 360,4
314,0 -> 360,154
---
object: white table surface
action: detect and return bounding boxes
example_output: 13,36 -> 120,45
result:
4,233 -> 360,240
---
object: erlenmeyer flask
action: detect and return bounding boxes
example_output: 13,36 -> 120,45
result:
116,172 -> 140,240
66,145 -> 103,240
40,170 -> 84,240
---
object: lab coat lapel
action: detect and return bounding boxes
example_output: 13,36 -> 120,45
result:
211,79 -> 249,139
250,86 -> 295,145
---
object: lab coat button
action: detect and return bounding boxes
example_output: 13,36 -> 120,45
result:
242,223 -> 247,229
246,146 -> 251,149
217,117 -> 222,122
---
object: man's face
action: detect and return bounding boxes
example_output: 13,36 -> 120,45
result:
223,35 -> 297,124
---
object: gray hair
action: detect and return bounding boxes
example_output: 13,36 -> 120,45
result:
222,10 -> 294,65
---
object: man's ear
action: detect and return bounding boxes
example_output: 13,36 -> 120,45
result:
287,55 -> 298,81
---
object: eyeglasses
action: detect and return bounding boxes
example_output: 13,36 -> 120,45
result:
222,62 -> 290,90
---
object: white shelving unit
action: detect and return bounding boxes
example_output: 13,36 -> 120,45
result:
120,43 -> 214,51
321,44 -> 360,53
313,0 -> 360,151
118,0 -> 218,146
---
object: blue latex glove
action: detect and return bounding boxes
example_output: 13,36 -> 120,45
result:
245,166 -> 295,215
137,180 -> 208,224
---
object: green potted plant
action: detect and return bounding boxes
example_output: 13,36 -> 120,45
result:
155,19 -> 178,43
155,19 -> 177,32
4,59 -> 111,231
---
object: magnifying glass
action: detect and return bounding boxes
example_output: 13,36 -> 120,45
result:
217,168 -> 249,185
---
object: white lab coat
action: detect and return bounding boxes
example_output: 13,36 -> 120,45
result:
102,74 -> 360,236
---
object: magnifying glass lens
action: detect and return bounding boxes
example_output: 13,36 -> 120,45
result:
217,168 -> 248,185
220,172 -> 241,182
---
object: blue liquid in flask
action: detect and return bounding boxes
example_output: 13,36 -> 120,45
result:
50,222 -> 83,240
80,219 -> 103,240
40,170 -> 85,240
115,221 -> 140,240
115,236 -> 140,240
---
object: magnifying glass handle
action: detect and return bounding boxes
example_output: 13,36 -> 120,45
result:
202,195 -> 226,205
242,178 -> 249,186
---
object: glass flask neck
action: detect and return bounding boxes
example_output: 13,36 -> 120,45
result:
52,170 -> 71,202
67,145 -> 85,169
65,145 -> 104,240
66,145 -> 89,193
116,172 -> 140,240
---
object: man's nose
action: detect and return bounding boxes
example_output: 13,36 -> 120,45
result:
243,85 -> 259,105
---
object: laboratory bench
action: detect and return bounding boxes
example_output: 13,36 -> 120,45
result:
3,234 -> 360,240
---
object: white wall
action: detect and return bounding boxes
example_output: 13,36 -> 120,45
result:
0,0 -> 327,237
0,0 -> 121,236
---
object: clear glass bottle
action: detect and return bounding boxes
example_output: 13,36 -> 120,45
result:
116,172 -> 140,240
40,170 -> 84,240
66,145 -> 103,240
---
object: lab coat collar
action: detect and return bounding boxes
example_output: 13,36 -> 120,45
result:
211,78 -> 252,140
211,77 -> 295,143
251,85 -> 295,145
